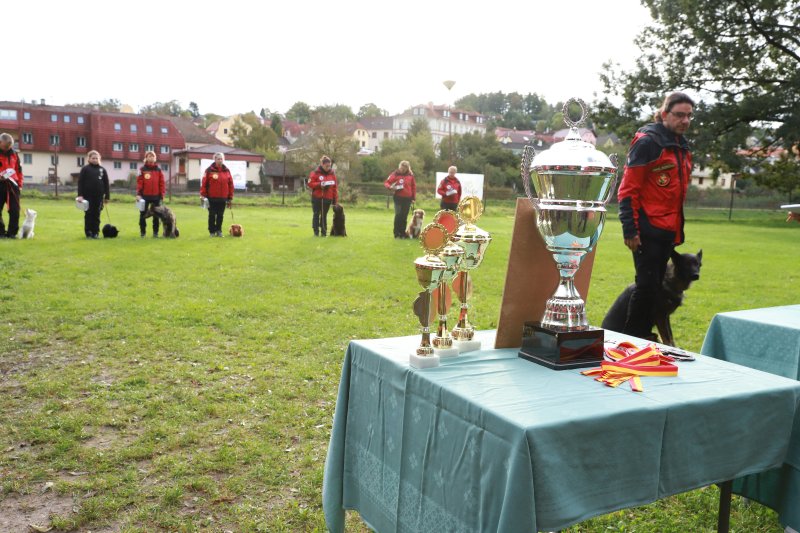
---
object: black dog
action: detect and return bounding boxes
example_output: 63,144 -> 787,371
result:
601,249 -> 703,346
144,205 -> 179,238
330,204 -> 346,237
102,224 -> 119,238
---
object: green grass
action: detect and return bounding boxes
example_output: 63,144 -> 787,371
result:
0,195 -> 797,532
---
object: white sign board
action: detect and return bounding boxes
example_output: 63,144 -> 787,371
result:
200,159 -> 248,190
435,173 -> 484,200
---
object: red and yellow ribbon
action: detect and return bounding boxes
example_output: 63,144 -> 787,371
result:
581,341 -> 678,392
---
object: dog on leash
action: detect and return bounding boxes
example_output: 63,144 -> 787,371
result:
406,209 -> 425,238
20,208 -> 36,239
229,224 -> 243,237
601,249 -> 703,346
330,204 -> 347,237
144,204 -> 179,238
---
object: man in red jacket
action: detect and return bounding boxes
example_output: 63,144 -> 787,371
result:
0,133 -> 24,238
437,166 -> 462,211
307,156 -> 338,237
617,91 -> 694,339
136,150 -> 166,237
201,152 -> 234,237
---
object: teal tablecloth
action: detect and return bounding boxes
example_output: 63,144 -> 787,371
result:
702,305 -> 800,531
324,330 -> 800,532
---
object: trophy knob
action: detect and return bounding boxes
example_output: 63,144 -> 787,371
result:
562,98 -> 588,129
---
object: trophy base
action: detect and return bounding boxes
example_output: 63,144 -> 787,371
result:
409,353 -> 441,369
453,339 -> 482,353
433,346 -> 460,358
518,322 -> 604,370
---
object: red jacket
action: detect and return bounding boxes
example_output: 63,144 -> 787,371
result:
618,123 -> 691,244
201,163 -> 234,200
137,164 -> 165,198
308,166 -> 338,202
437,175 -> 462,204
384,171 -> 416,200
0,148 -> 24,190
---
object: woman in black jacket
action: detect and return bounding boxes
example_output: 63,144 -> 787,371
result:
76,150 -> 110,239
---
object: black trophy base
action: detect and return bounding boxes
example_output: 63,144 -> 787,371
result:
519,322 -> 604,370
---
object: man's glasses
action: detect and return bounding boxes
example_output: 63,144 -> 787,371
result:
670,111 -> 694,120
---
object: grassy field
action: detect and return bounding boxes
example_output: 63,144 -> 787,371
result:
0,195 -> 797,532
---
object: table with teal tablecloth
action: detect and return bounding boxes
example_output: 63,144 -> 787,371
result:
324,330 -> 800,533
702,305 -> 800,532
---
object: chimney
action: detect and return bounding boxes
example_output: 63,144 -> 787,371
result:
40,98 -> 45,105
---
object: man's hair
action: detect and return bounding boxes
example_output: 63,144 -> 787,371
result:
87,150 -> 101,158
448,165 -> 457,174
213,152 -> 225,160
0,132 -> 14,145
654,92 -> 696,122
144,150 -> 157,160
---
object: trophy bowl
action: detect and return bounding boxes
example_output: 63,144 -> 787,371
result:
519,98 -> 618,369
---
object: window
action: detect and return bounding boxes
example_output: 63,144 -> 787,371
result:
160,145 -> 170,154
383,132 -> 389,139
698,177 -> 704,185
146,125 -> 153,134
720,178 -> 726,187
129,143 -> 139,152
64,115 -> 71,123
22,132 -> 32,144
130,162 -> 138,170
51,155 -> 59,165
0,109 -> 18,120
160,163 -> 169,172
77,116 -> 85,124
23,112 -> 30,120
145,144 -> 154,152
51,114 -> 58,122
361,141 -> 365,147
76,136 -> 86,147
49,134 -> 60,146
112,142 -> 123,151
160,126 -> 168,134
114,123 -> 121,131
130,124 -> 137,133
223,128 -> 228,134
443,110 -> 450,118
113,161 -> 122,169
77,156 -> 85,167
23,154 -> 32,164
371,132 -> 377,139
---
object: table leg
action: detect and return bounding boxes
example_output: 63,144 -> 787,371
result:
717,480 -> 733,533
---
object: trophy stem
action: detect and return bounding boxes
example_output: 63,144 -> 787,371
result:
542,273 -> 588,330
452,271 -> 473,341
417,291 -> 435,356
432,283 -> 452,348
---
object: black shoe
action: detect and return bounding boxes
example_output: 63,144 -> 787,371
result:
141,233 -> 146,238
91,234 -> 100,239
153,234 -> 159,238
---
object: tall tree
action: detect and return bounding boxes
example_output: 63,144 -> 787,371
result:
312,104 -> 356,124
66,99 -> 121,112
140,100 -> 192,117
752,152 -> 800,201
270,113 -> 283,137
357,103 -> 387,119
230,112 -> 279,158
188,102 -> 201,119
286,101 -> 312,124
596,0 -> 800,167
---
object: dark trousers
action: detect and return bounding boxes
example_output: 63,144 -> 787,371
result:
208,199 -> 226,234
440,200 -> 458,211
84,197 -> 103,237
0,181 -> 20,237
393,196 -> 413,237
623,237 -> 674,338
312,197 -> 332,236
139,197 -> 162,235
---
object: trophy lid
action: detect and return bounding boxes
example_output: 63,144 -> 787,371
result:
531,98 -> 616,173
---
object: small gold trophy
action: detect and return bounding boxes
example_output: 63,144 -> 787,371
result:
430,210 -> 464,358
410,222 -> 450,369
450,196 -> 492,353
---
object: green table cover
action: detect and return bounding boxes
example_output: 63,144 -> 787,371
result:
702,305 -> 800,532
324,330 -> 800,532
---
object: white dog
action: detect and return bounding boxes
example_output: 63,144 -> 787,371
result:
20,208 -> 36,239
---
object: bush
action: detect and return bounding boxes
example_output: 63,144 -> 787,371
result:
186,179 -> 201,191
112,179 -> 128,188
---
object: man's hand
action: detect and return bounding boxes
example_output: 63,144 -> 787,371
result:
787,211 -> 800,223
227,201 -> 232,209
624,234 -> 641,252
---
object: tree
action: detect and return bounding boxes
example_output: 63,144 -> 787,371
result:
357,103 -> 387,119
140,100 -> 192,117
230,112 -> 279,158
188,102 -> 201,119
596,0 -> 800,167
66,99 -> 121,112
286,102 -> 313,124
299,121 -> 358,174
752,152 -> 800,201
408,118 -> 431,138
269,113 -> 283,137
442,131 -> 520,187
312,104 -> 356,124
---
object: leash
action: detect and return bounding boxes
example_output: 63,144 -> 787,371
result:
104,200 -> 112,223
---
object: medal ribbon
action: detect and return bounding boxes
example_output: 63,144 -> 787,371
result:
581,341 -> 678,392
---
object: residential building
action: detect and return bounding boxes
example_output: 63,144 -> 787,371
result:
359,116 -> 394,152
495,127 -> 554,156
172,144 -> 264,189
206,114 -> 249,146
690,166 -> 736,189
169,116 -> 219,149
261,160 -> 305,193
280,120 -> 308,145
393,103 -> 488,154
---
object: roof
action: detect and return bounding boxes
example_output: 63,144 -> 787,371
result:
262,160 -> 305,177
169,116 -> 219,144
358,116 -> 393,130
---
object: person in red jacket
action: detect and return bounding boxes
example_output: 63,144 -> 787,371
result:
307,155 -> 338,237
437,166 -> 462,211
0,133 -> 24,238
617,91 -> 694,339
200,152 -> 234,237
136,151 -> 166,237
384,160 -> 417,238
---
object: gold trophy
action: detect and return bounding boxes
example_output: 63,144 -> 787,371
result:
430,210 -> 464,358
410,222 -> 450,369
450,196 -> 492,353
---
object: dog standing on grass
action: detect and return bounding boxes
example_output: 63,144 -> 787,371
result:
329,204 -> 347,237
20,208 -> 37,239
601,249 -> 702,347
144,205 -> 179,238
406,209 -> 425,239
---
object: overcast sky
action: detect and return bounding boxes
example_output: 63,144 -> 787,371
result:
9,0 -> 653,117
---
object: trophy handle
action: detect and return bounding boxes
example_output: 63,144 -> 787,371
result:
520,144 -> 538,210
607,153 -> 620,205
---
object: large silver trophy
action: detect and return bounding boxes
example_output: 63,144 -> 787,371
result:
519,98 -> 618,369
